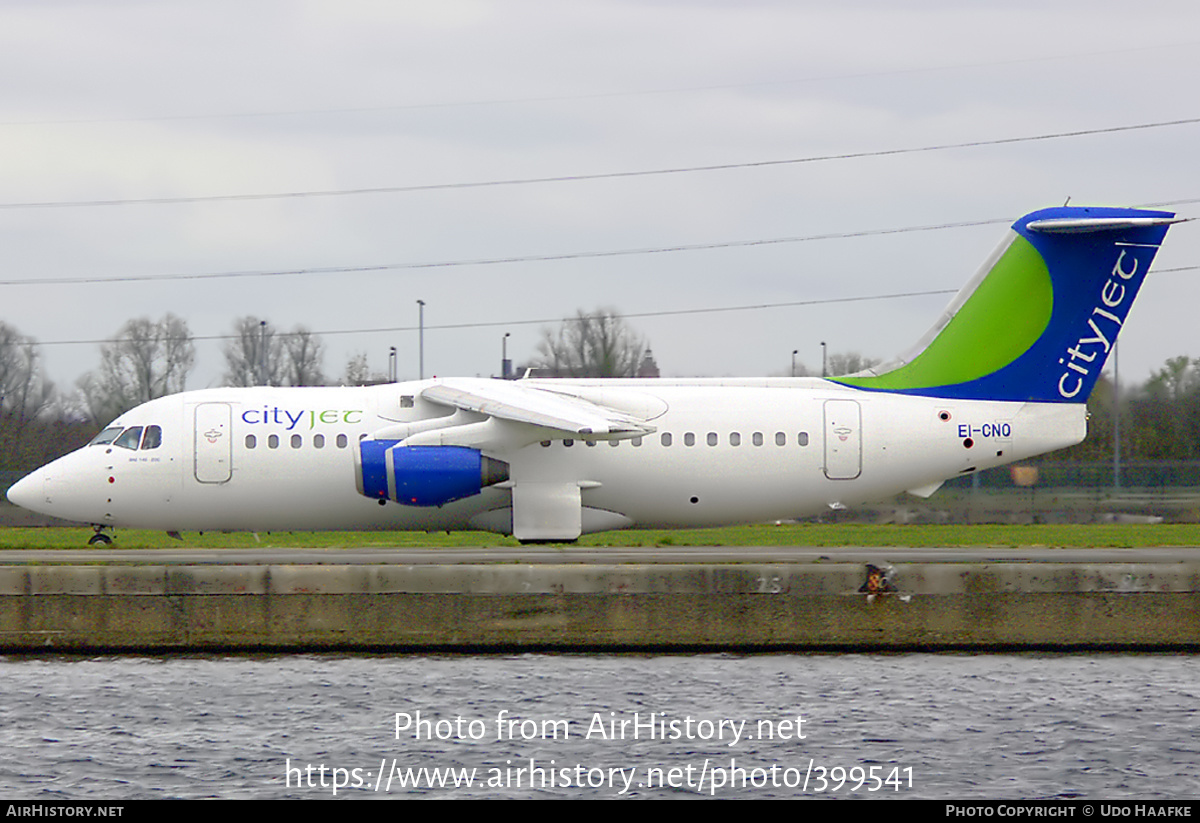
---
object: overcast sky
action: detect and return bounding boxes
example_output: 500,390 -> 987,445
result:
2,0 -> 1199,397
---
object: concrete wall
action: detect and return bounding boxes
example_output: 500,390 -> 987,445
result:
0,562 -> 1197,651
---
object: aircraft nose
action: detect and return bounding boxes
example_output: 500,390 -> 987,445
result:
5,471 -> 41,512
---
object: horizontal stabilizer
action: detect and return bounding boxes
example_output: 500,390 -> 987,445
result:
1026,216 -> 1185,234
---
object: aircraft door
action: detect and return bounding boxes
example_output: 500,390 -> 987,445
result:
194,402 -> 232,483
823,399 -> 862,480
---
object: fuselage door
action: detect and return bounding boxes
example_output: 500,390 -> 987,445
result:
194,402 -> 232,483
823,399 -> 862,480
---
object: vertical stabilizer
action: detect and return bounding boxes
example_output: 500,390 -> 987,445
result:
834,206 -> 1180,402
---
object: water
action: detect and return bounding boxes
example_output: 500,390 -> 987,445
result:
1,654 -> 1196,799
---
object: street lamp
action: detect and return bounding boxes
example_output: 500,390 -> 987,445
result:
259,320 -> 268,386
416,300 -> 425,380
389,346 -> 397,383
502,332 -> 512,379
791,349 -> 798,378
821,341 -> 827,378
1113,341 -> 1121,489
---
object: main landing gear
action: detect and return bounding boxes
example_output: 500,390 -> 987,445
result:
87,526 -> 114,546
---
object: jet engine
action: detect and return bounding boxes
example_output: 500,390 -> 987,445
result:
355,440 -> 509,507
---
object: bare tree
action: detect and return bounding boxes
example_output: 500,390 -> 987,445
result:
0,322 -> 57,471
283,326 -> 325,387
224,318 -> 326,387
78,314 -> 194,424
529,308 -> 648,378
0,322 -> 53,422
343,352 -> 370,386
826,352 -> 879,377
341,352 -> 389,386
224,317 -> 285,387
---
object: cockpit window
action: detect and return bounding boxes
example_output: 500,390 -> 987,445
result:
90,427 -> 124,446
113,426 -> 144,450
91,424 -> 164,450
141,425 -> 162,450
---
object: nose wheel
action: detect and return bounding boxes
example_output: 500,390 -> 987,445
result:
87,527 -> 113,546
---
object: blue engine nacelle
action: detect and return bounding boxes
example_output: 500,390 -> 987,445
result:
355,441 -> 510,507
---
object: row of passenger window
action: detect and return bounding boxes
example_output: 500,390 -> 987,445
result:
245,433 -> 351,450
243,430 -> 811,451
541,431 -> 810,448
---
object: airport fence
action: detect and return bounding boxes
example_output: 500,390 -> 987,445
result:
882,460 -> 1200,524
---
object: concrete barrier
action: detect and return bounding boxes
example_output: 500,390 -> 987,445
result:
0,561 -> 1198,651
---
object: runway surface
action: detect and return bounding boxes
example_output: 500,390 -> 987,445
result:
2,546 -> 1199,565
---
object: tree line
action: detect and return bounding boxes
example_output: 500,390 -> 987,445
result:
2,308 -> 1198,475
0,314 -> 336,472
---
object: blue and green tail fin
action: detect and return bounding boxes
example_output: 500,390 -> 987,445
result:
833,205 -> 1182,403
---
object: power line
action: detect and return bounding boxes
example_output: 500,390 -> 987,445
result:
0,197 -> 1190,290
36,266 -> 1196,348
3,117 -> 1199,210
0,217 -> 1014,287
35,289 -> 963,347
4,203 -> 1193,287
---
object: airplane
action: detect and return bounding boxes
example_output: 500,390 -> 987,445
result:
4,205 -> 1184,545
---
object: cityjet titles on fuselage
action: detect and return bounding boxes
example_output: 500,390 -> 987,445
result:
1057,247 -> 1142,400
241,407 -> 364,430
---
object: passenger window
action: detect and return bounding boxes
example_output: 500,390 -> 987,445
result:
268,434 -> 279,449
775,432 -> 786,446
90,427 -> 124,446
113,427 -> 143,450
798,432 -> 809,447
140,425 -> 162,450
609,440 -> 619,447
245,434 -> 257,449
337,434 -> 348,449
564,439 -> 574,447
752,432 -> 764,447
707,432 -> 717,446
632,437 -> 642,447
586,440 -> 596,447
661,433 -> 672,447
730,432 -> 741,446
541,440 -> 551,447
684,433 -> 695,447
314,434 -> 325,449
291,434 -> 302,449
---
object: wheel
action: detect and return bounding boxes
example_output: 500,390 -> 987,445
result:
87,533 -> 113,546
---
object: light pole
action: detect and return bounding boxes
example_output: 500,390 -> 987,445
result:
259,320 -> 268,386
502,332 -> 512,379
416,300 -> 425,380
389,346 -> 397,383
791,349 -> 798,378
1113,341 -> 1121,489
821,341 -> 827,378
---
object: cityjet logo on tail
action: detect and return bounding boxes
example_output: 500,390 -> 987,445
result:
1057,248 -> 1141,399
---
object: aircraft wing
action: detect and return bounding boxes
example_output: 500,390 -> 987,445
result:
421,378 -> 656,439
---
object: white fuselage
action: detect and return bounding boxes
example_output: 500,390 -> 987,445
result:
10,377 -> 1086,536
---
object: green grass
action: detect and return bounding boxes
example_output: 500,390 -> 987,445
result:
2,523 -> 1200,550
